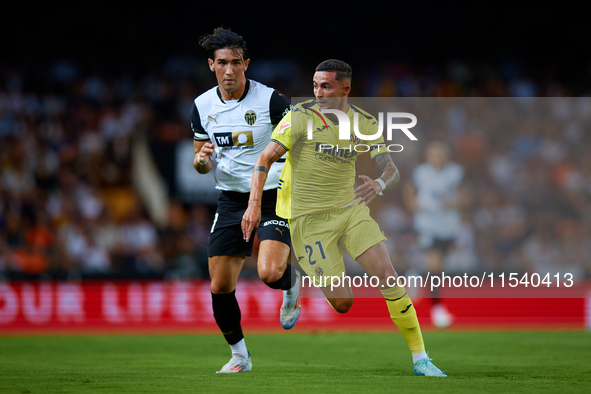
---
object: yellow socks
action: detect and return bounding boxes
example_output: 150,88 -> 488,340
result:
381,286 -> 426,354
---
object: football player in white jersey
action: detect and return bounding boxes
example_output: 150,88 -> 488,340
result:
403,140 -> 472,328
191,27 -> 300,373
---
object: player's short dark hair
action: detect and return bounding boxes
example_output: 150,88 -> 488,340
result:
315,59 -> 352,82
199,27 -> 248,60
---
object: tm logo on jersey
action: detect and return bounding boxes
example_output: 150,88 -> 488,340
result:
214,131 -> 254,149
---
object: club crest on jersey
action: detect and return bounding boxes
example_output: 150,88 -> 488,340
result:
244,110 -> 256,125
350,134 -> 361,146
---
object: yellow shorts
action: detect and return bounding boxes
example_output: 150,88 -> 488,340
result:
290,203 -> 387,281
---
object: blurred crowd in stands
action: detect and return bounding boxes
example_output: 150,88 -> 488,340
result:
1,57 -> 590,281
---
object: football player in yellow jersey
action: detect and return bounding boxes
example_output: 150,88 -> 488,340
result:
242,59 -> 446,377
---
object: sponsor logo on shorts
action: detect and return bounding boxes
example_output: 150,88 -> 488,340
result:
261,219 -> 289,228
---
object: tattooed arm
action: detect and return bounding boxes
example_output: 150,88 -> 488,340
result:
353,153 -> 400,205
374,152 -> 400,190
241,141 -> 287,241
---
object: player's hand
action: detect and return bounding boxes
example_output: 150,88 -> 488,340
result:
354,175 -> 382,205
241,202 -> 261,242
197,142 -> 215,164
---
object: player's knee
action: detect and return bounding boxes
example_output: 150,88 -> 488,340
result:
372,265 -> 397,284
210,282 -> 236,295
332,298 -> 354,313
258,265 -> 283,284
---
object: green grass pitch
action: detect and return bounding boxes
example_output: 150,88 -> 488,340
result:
1,331 -> 590,393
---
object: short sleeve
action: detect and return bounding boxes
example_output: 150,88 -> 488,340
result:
191,103 -> 209,141
364,118 -> 388,159
269,90 -> 291,125
271,110 -> 292,151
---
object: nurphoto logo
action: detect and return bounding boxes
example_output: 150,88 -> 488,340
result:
307,109 -> 418,141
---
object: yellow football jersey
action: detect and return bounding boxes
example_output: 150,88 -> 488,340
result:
271,99 -> 387,219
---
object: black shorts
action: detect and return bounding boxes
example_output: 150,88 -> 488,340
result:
418,233 -> 455,255
208,188 -> 291,257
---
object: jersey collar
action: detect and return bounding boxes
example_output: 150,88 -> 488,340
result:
216,79 -> 251,104
306,100 -> 352,125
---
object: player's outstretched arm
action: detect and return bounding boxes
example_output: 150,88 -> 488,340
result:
241,141 -> 287,241
354,153 -> 400,205
193,140 -> 215,174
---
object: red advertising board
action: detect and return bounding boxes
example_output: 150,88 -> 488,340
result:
0,280 -> 588,333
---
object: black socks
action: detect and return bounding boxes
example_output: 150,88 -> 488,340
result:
211,290 -> 244,345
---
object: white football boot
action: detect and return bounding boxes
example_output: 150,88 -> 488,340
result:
280,270 -> 302,329
216,352 -> 252,373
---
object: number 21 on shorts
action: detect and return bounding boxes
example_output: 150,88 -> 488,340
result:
305,241 -> 326,265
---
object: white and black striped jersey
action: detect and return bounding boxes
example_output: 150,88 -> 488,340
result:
191,79 -> 290,193
411,162 -> 464,240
